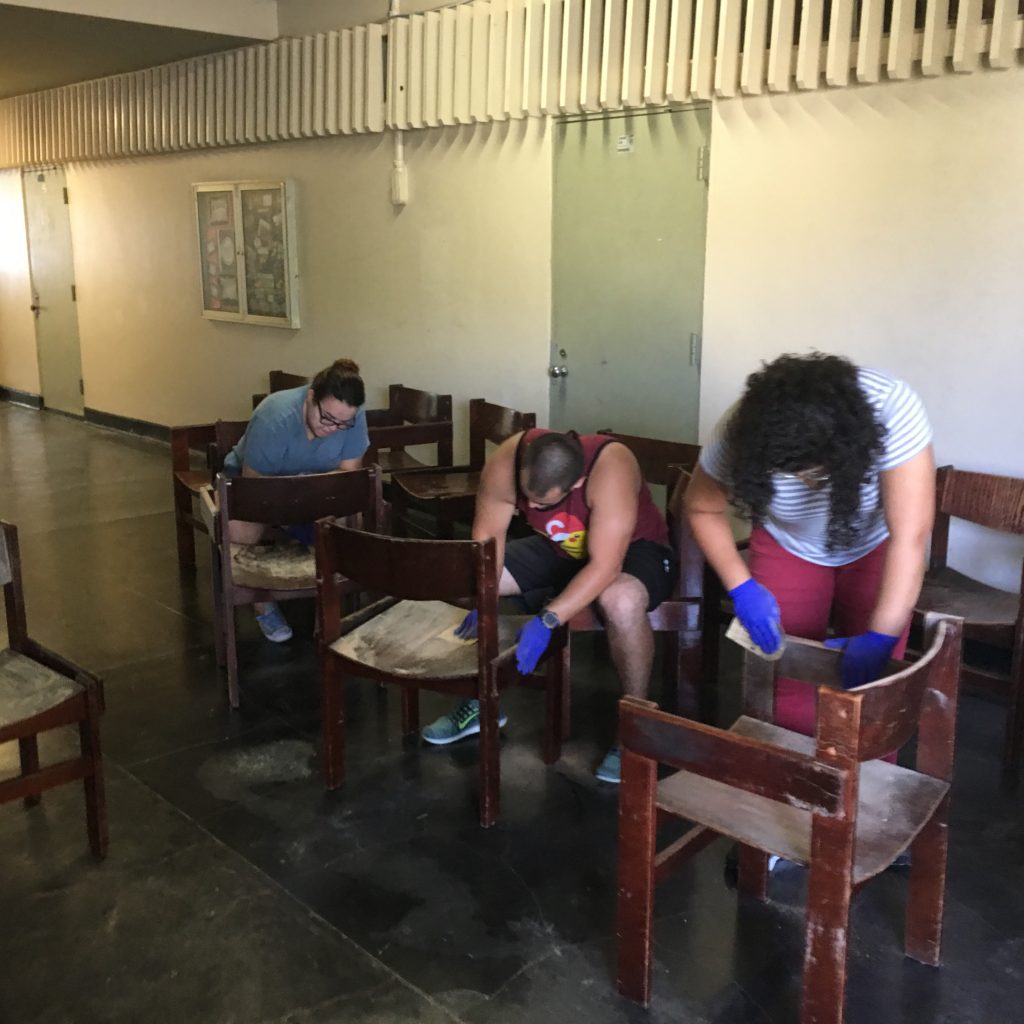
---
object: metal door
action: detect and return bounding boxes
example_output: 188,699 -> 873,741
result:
23,167 -> 84,416
550,107 -> 710,441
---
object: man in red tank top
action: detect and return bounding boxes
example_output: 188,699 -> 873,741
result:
422,430 -> 677,783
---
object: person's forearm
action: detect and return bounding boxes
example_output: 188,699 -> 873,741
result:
546,561 -> 622,623
688,510 -> 750,592
869,534 -> 928,636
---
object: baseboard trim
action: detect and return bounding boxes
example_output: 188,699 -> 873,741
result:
0,386 -> 43,410
84,407 -> 169,443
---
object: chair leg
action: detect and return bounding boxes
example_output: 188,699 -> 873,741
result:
80,685 -> 109,859
18,736 -> 40,808
401,685 -> 420,737
1002,640 -> 1024,790
225,604 -> 240,709
321,656 -> 346,790
737,845 -> 768,901
616,748 -> 657,1006
543,648 -> 564,765
173,481 -> 196,568
211,543 -> 226,668
905,795 -> 949,966
802,837 -> 854,1024
478,683 -> 501,828
560,636 -> 572,742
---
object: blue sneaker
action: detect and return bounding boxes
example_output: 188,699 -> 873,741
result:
421,699 -> 508,746
255,603 -> 292,643
595,747 -> 621,784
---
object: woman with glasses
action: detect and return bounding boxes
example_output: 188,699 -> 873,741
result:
223,358 -> 369,642
685,352 -> 935,740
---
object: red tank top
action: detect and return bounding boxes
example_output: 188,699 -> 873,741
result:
514,429 -> 669,561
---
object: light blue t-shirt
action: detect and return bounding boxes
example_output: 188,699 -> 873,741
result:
223,386 -> 369,476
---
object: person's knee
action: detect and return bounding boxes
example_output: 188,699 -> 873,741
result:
597,576 -> 648,624
228,519 -> 266,545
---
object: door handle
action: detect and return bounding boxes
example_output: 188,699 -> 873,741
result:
30,303 -> 41,315
548,365 -> 569,378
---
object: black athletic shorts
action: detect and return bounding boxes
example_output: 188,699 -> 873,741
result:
503,535 -> 677,614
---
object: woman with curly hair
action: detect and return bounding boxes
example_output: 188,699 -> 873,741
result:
685,353 -> 935,739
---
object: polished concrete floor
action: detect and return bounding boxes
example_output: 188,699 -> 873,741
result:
0,401 -> 1022,1024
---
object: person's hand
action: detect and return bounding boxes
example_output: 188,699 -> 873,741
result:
454,610 -> 478,640
728,579 -> 782,655
824,631 -> 899,688
515,616 -> 553,675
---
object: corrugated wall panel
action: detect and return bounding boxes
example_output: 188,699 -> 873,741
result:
989,0 -> 1019,68
741,0 -> 769,94
953,0 -> 983,72
540,0 -> 564,114
666,0 -> 695,102
795,0 -> 824,89
691,0 -> 718,100
644,0 -> 671,104
407,15 -> 425,128
887,0 -> 916,79
524,0 -> 545,116
301,36 -> 314,137
438,8 -> 457,125
488,0 -> 510,120
326,31 -> 340,134
389,17 -> 410,128
313,33 -> 327,135
339,28 -> 354,134
352,27 -> 368,132
600,0 -> 626,110
454,4 -> 474,123
825,0 -> 854,86
714,0 -> 742,97
560,0 -> 585,112
920,0 -> 951,76
581,0 -> 605,111
856,0 -> 885,83
367,24 -> 385,133
423,11 -> 441,127
767,0 -> 796,92
470,4 -> 490,122
289,38 -> 303,136
506,0 -> 529,117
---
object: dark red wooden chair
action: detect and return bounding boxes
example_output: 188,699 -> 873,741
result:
0,520 -> 107,858
912,465 -> 1024,788
251,369 -> 308,410
390,398 -> 536,539
315,523 -> 567,827
617,612 -> 963,1024
205,467 -> 384,707
365,384 -> 454,475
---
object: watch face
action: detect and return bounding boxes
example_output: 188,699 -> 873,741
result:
542,610 -> 560,629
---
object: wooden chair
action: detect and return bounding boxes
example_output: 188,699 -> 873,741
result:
564,445 -> 706,741
170,419 -> 249,569
365,384 -> 454,475
203,467 -> 384,708
390,398 -> 536,539
0,521 -> 107,858
315,524 -> 567,827
616,613 -> 963,1024
251,369 -> 308,410
912,465 -> 1024,788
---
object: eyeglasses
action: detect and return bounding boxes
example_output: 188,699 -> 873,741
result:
317,402 -> 357,431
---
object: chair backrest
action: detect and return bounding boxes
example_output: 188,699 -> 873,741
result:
0,521 -> 27,648
468,399 -> 536,469
742,614 -> 963,771
596,431 -> 701,488
930,465 -> 1024,572
170,423 -> 217,472
217,466 -> 384,529
366,384 -> 454,465
252,369 -> 308,409
209,420 -> 249,474
664,469 -> 704,602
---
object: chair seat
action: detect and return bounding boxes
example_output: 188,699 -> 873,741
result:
392,470 -> 482,503
377,451 -> 428,474
331,600 -> 528,678
916,567 -> 1018,631
230,540 -> 316,591
656,716 -> 948,885
0,649 -> 81,729
174,469 -> 210,494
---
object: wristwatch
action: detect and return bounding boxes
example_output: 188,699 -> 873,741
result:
540,609 -> 561,630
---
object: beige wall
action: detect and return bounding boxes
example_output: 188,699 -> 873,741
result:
63,117 -> 552,450
0,169 -> 39,396
702,66 -> 1024,589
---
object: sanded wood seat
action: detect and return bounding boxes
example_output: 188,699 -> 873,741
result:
332,600 -> 528,678
617,614 -> 963,1024
0,521 -> 107,858
229,541 -> 316,591
912,465 -> 1024,788
316,524 -> 567,827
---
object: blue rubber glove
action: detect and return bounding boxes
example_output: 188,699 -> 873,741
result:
824,631 -> 899,689
515,615 -> 553,675
454,610 -> 478,640
728,579 -> 782,655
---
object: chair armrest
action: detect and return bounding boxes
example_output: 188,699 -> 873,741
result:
390,463 -> 474,479
22,637 -> 99,685
200,486 -> 220,542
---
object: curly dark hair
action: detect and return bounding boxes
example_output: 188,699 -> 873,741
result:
724,353 -> 885,551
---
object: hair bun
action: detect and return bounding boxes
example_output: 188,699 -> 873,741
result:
333,357 -> 360,375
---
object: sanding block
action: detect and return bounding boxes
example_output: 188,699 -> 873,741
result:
725,617 -> 785,661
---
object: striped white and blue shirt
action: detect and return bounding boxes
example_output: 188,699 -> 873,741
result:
700,368 -> 933,567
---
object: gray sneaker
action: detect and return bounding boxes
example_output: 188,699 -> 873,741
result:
421,699 -> 508,746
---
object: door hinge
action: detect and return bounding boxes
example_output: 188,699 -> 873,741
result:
71,284 -> 76,301
63,187 -> 69,204
689,333 -> 702,368
79,378 -> 84,395
696,145 -> 709,184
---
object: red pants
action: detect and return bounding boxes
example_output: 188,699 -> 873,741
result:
748,528 -> 910,741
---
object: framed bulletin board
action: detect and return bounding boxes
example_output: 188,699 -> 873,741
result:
194,180 -> 299,328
